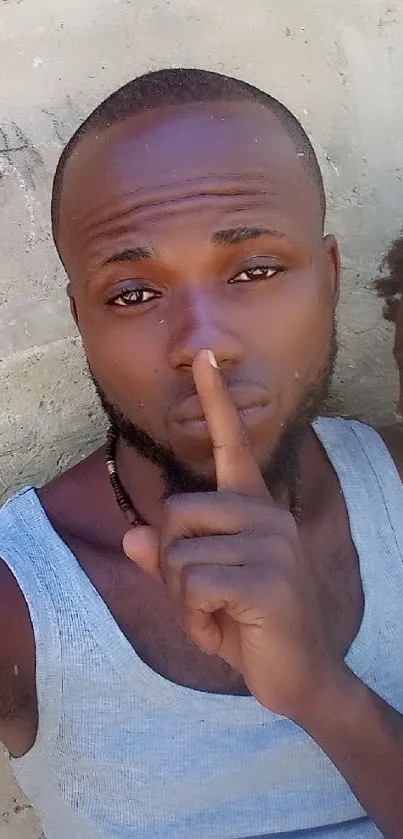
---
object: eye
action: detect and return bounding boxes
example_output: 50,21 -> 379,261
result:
229,264 -> 281,284
108,287 -> 161,308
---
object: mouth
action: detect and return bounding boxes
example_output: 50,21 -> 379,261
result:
169,386 -> 270,436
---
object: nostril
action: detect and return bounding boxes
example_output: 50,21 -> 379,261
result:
166,313 -> 244,371
175,354 -> 237,374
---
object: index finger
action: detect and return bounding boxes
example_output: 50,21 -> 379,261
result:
192,350 -> 269,496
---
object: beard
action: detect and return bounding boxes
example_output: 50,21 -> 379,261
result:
90,325 -> 337,500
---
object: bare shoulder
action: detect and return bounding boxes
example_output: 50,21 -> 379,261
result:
38,443 -> 126,553
39,444 -> 109,538
0,447 -> 106,756
378,424 -> 403,482
0,557 -> 37,755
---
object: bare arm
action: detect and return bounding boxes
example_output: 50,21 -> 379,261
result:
0,558 -> 37,756
301,431 -> 403,838
299,666 -> 403,839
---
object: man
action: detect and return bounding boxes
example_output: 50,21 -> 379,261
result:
376,232 -> 403,416
0,68 -> 402,839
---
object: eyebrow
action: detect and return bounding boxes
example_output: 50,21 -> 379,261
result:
100,226 -> 286,268
211,226 -> 286,246
101,246 -> 155,267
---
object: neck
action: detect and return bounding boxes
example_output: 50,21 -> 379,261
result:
115,437 -> 170,528
112,427 -> 322,528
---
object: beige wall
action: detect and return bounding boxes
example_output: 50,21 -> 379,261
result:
0,1 -> 402,836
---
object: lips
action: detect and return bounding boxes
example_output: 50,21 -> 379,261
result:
170,386 -> 269,425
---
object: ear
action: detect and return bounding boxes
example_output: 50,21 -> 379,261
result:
67,282 -> 79,327
323,234 -> 340,308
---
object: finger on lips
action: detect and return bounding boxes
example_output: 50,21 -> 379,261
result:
192,350 -> 269,496
124,350 -> 272,612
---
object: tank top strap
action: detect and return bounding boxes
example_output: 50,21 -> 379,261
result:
313,418 -> 403,679
313,418 -> 403,553
0,486 -> 62,759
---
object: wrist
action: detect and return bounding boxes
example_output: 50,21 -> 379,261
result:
294,663 -> 366,736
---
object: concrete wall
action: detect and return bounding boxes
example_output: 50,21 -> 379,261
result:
0,1 -> 402,836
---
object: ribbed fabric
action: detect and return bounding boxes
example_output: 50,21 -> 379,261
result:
0,418 -> 402,839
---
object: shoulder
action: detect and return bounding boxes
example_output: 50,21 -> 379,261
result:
0,557 -> 35,677
377,424 -> 403,482
38,444 -> 119,546
0,490 -> 46,750
0,557 -> 37,754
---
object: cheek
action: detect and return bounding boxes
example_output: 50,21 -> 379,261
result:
244,273 -> 333,425
248,273 -> 333,374
80,315 -> 168,429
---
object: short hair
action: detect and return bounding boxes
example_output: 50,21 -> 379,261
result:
51,67 -> 326,257
376,231 -> 403,322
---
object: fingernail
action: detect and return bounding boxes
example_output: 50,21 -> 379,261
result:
205,349 -> 218,369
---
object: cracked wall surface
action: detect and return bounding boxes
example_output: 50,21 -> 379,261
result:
1,1 -> 403,836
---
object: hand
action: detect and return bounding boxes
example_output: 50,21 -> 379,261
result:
123,350 -> 340,721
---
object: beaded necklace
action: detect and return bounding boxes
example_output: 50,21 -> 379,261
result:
105,426 -> 303,525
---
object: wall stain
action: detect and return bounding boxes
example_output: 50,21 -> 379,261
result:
0,125 -> 36,246
0,124 -> 43,191
42,96 -> 84,146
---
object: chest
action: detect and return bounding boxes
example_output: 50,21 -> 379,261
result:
66,513 -> 364,695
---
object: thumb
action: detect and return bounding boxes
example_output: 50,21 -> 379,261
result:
123,525 -> 161,582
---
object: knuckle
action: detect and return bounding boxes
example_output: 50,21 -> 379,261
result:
163,493 -> 193,536
267,506 -> 298,538
182,568 -> 208,609
184,564 -> 220,600
163,539 -> 188,573
164,493 -> 184,517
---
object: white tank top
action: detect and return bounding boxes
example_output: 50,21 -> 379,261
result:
0,418 -> 402,838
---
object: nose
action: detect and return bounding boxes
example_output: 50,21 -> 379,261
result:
167,291 -> 244,373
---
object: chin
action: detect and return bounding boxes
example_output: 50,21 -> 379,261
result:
169,422 -> 280,484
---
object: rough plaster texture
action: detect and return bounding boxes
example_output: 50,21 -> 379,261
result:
0,1 -> 403,836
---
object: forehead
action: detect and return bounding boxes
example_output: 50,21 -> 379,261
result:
59,101 -> 322,266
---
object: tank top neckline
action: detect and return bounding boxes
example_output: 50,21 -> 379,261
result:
13,417 -> 401,725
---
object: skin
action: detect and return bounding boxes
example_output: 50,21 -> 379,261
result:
1,100 -> 403,835
60,101 -> 336,482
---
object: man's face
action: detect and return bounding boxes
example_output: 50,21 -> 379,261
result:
59,100 -> 339,486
